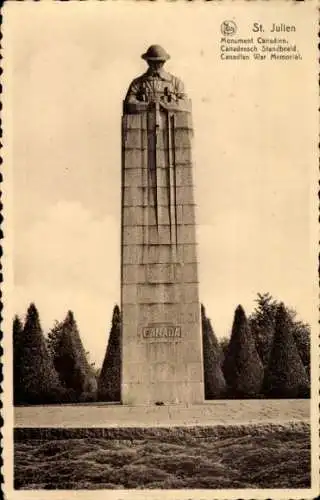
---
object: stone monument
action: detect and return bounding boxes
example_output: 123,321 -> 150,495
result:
121,45 -> 204,405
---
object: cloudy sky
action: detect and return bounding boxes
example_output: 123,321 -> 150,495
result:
5,2 -> 317,367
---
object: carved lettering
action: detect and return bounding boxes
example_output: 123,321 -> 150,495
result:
142,325 -> 181,340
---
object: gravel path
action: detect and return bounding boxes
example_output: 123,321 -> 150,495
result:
15,399 -> 309,428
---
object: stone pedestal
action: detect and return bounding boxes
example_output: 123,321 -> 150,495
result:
121,102 -> 204,405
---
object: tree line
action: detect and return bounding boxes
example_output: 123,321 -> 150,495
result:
13,306 -> 99,405
13,293 -> 310,405
203,293 -> 310,399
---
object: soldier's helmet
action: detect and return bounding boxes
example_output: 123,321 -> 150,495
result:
141,45 -> 170,62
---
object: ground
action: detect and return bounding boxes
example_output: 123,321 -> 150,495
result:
15,422 -> 310,489
14,400 -> 311,490
15,399 -> 309,428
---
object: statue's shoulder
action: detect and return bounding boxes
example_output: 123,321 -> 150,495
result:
165,71 -> 185,89
160,70 -> 180,83
171,72 -> 182,81
128,71 -> 149,88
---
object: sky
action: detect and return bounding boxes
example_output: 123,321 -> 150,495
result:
5,1 -> 318,367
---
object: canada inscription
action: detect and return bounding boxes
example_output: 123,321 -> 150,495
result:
142,325 -> 182,340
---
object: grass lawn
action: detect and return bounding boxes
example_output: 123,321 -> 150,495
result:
14,422 -> 310,490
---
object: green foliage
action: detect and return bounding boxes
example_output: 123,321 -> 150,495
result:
249,293 -> 310,375
50,311 -> 97,399
201,304 -> 226,399
223,305 -> 264,398
13,304 -> 62,405
263,304 -> 309,398
97,305 -> 121,402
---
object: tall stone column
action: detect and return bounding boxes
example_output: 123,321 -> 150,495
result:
120,45 -> 204,405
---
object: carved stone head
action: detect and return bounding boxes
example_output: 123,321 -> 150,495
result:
141,45 -> 170,71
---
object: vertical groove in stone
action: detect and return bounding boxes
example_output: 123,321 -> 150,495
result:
167,111 -> 173,248
142,113 -> 148,247
147,107 -> 158,233
171,113 -> 178,250
155,103 -> 161,233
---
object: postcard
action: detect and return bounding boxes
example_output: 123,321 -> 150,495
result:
2,1 -> 319,499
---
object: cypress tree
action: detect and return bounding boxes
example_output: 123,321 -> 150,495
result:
290,318 -> 310,377
47,320 -> 64,360
97,305 -> 121,402
223,305 -> 264,398
249,292 -> 311,374
263,303 -> 309,398
52,311 -> 97,400
13,315 -> 24,405
14,304 -> 62,404
201,304 -> 226,399
218,336 -> 230,366
249,292 -> 277,366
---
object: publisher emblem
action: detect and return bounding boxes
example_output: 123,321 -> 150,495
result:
221,20 -> 237,36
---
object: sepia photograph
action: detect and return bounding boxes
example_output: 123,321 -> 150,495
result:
2,1 -> 319,499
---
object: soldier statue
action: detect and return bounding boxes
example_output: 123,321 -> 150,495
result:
124,45 -> 190,113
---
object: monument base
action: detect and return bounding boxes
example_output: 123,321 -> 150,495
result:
122,381 -> 204,406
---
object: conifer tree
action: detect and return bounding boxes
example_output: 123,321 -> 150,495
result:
97,305 -> 121,402
52,311 -> 97,400
249,292 -> 310,373
47,320 -> 64,359
223,305 -> 264,398
249,292 -> 277,366
218,337 -> 230,365
13,304 -> 62,404
289,315 -> 310,378
263,303 -> 309,398
201,304 -> 226,399
13,315 -> 24,404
